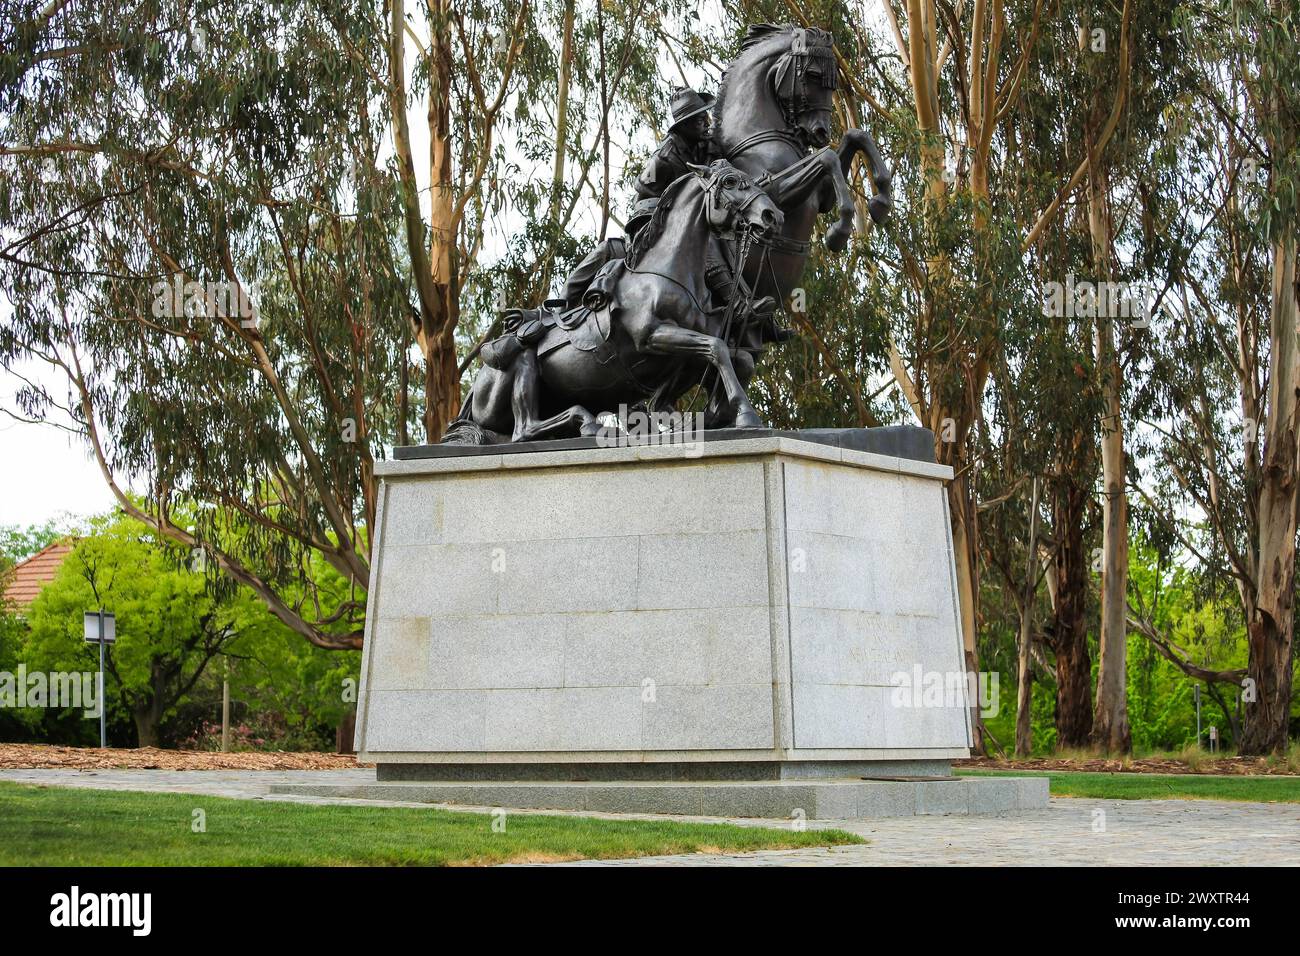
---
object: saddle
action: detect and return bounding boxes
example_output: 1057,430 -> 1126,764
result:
482,260 -> 625,371
539,259 -> 625,364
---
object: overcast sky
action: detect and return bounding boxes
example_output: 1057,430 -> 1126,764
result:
0,358 -> 118,528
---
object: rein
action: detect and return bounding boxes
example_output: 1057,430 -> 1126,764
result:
622,263 -> 710,316
720,226 -> 764,348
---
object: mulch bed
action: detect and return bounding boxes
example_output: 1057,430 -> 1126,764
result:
0,743 -> 370,771
4,745 -> 1292,776
956,756 -> 1298,776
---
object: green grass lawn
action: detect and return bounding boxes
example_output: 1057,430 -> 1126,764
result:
0,782 -> 864,866
958,769 -> 1300,803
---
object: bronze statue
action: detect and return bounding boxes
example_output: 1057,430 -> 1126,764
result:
444,161 -> 783,443
443,23 -> 893,445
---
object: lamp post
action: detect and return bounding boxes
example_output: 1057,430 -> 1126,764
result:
82,611 -> 116,748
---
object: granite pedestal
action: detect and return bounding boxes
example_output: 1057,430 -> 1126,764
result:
353,429 -> 992,805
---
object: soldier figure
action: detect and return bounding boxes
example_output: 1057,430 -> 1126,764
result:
635,87 -> 715,200
562,198 -> 658,308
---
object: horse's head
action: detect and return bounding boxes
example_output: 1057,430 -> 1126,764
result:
771,27 -> 838,148
625,162 -> 784,271
720,24 -> 839,150
700,160 -> 784,241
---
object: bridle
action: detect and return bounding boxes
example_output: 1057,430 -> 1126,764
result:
706,165 -> 811,259
724,28 -> 838,162
703,166 -> 773,244
774,29 -> 837,129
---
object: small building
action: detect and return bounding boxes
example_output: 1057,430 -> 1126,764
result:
2,541 -> 74,616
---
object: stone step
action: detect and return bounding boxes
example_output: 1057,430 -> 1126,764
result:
269,775 -> 1048,819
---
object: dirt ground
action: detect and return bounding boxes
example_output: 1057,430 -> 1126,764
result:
0,743 -> 369,771
956,755 -> 1298,776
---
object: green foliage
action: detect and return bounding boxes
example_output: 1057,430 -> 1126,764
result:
993,541 -> 1252,755
1126,540 -> 1248,750
0,589 -> 38,741
10,511 -> 357,747
0,518 -> 76,566
220,626 -> 361,748
20,514 -> 237,744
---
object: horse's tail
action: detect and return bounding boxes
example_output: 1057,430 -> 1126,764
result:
438,391 -> 494,446
648,370 -> 683,413
440,417 -> 494,445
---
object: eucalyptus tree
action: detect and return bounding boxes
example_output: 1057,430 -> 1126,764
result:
1,0 -> 410,648
994,3 -> 1113,750
1137,0 -> 1299,754
1228,0 -> 1300,755
1,0 -> 678,650
1055,0 -> 1186,753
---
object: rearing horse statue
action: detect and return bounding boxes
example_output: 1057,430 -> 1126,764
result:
698,23 -> 893,414
442,23 -> 892,443
716,22 -> 892,293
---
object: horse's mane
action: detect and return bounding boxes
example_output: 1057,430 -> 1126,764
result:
712,25 -> 793,153
625,173 -> 699,268
738,22 -> 789,53
711,23 -> 838,154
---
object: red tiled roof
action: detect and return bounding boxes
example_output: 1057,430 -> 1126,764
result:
2,541 -> 75,613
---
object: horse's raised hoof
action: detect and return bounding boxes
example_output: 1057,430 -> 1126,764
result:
869,193 -> 892,224
733,407 -> 764,429
825,224 -> 851,252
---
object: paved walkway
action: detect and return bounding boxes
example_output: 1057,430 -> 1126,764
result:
3,768 -> 1297,866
